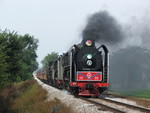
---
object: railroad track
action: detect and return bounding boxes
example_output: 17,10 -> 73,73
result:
100,97 -> 150,113
36,77 -> 150,112
81,97 -> 125,113
80,97 -> 150,113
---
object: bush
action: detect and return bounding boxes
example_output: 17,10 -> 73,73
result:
0,80 -> 74,113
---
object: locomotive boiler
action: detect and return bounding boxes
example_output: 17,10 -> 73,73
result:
46,39 -> 109,97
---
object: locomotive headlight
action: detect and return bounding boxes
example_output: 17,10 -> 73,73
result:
87,54 -> 92,59
86,60 -> 92,66
86,40 -> 92,46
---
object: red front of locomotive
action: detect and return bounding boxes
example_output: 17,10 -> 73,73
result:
69,39 -> 109,97
69,71 -> 109,96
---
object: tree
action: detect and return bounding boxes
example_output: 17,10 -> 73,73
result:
41,52 -> 58,69
110,46 -> 150,89
0,35 -> 9,88
18,34 -> 39,80
0,29 -> 39,89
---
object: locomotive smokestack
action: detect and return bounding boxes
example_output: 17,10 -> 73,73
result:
82,11 -> 124,45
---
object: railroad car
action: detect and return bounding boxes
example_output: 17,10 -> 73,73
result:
36,71 -> 47,83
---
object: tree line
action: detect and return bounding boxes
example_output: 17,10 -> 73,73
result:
0,29 -> 38,89
110,46 -> 150,89
41,52 -> 58,70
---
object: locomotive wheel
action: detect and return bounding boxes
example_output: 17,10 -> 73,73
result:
74,92 -> 79,98
72,87 -> 79,98
91,95 -> 98,98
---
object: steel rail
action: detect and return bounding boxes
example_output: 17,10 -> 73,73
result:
99,98 -> 150,113
80,97 -> 125,113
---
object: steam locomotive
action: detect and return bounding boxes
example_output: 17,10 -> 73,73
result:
39,39 -> 109,97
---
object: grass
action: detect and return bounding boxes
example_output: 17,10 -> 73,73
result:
110,89 -> 150,108
112,89 -> 150,99
128,97 -> 150,108
0,80 -> 74,113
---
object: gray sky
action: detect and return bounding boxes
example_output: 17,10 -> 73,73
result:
0,0 -> 149,66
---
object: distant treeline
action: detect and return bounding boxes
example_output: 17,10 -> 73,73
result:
0,29 -> 38,89
110,46 -> 150,89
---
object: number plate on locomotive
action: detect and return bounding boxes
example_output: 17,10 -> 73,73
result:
77,71 -> 102,81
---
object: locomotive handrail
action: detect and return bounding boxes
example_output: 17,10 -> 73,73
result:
97,45 -> 109,52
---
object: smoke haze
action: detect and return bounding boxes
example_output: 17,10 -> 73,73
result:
82,10 -> 150,92
82,11 -> 124,45
109,10 -> 150,91
124,12 -> 150,49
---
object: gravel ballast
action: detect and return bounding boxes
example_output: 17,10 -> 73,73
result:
34,75 -> 148,113
34,75 -> 111,113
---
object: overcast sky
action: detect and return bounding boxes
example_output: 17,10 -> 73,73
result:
0,0 -> 149,66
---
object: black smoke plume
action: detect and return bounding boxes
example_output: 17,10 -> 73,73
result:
82,11 -> 124,45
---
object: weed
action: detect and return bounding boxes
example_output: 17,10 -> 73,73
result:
0,80 -> 74,113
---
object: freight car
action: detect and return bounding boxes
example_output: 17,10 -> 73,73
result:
36,71 -> 47,83
43,39 -> 109,97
